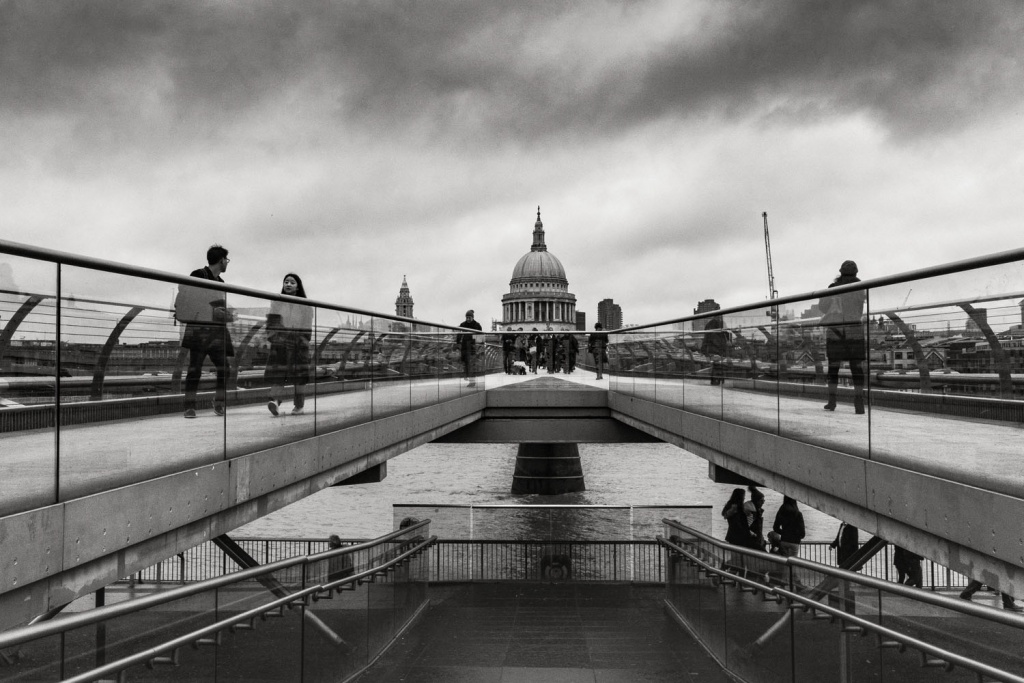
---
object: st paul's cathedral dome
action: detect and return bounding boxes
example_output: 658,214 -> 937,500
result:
500,208 -> 577,331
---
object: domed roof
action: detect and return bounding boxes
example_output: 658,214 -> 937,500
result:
512,250 -> 566,281
510,207 -> 567,282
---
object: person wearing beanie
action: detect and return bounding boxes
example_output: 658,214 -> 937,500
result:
819,260 -> 867,414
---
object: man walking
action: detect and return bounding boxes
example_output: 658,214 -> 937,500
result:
456,310 -> 482,381
588,323 -> 609,380
175,244 -> 234,418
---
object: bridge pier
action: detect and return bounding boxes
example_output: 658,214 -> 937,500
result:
511,443 -> 586,494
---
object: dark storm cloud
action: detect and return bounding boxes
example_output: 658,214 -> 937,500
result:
636,1 -> 1024,137
4,0 -> 1020,150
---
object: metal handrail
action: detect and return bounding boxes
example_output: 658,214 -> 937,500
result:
0,238 -> 457,332
657,534 -> 1024,683
609,245 -> 1024,333
59,534 -> 437,683
662,518 -> 1024,627
0,519 -> 431,649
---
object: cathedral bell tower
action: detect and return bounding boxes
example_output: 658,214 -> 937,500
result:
395,275 -> 414,318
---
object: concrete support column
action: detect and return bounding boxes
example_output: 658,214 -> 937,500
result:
511,443 -> 586,494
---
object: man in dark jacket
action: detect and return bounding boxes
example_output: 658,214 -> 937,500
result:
175,244 -> 234,418
588,323 -> 609,380
456,310 -> 482,380
500,328 -> 516,374
830,522 -> 859,566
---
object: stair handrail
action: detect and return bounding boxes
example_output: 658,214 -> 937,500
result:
662,518 -> 1024,627
57,533 -> 437,683
658,532 -> 1024,683
0,519 -> 432,650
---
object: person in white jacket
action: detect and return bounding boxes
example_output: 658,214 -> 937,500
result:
265,273 -> 313,416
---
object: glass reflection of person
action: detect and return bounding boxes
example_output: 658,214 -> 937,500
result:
700,314 -> 729,385
588,323 -> 609,380
176,245 -> 234,419
265,273 -> 312,417
455,310 -> 482,381
820,260 -> 866,414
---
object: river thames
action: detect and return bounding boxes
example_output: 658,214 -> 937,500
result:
237,442 -> 842,543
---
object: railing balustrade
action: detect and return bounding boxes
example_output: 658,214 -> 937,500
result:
0,521 -> 433,683
0,239 -> 501,517
660,518 -> 1024,683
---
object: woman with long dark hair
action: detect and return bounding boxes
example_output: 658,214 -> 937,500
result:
722,488 -> 756,574
265,273 -> 312,416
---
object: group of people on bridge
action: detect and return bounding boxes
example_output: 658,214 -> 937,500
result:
496,324 -> 609,379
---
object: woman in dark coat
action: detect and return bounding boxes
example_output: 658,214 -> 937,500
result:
771,496 -> 805,558
820,260 -> 867,414
722,488 -> 754,574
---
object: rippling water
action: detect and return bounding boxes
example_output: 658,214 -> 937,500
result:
238,443 -> 841,543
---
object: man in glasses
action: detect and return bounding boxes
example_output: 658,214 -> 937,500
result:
174,244 -> 234,418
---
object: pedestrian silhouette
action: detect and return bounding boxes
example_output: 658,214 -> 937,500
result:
820,260 -> 866,414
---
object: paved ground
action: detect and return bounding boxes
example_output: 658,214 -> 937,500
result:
353,583 -> 731,683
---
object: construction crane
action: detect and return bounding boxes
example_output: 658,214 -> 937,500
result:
763,212 -> 778,319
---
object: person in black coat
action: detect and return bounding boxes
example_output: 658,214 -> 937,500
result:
700,314 -> 730,385
456,310 -> 482,380
892,546 -> 922,587
722,488 -> 755,575
771,496 -> 805,558
830,523 -> 859,566
820,260 -> 867,414
500,329 -> 516,374
588,323 -> 610,380
175,244 -> 234,419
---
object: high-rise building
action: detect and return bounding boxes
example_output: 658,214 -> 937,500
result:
500,208 -> 577,331
597,299 -> 622,330
576,312 -> 586,330
692,299 -> 720,332
395,275 -> 414,318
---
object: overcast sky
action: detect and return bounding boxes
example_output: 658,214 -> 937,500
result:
2,1 -> 1023,327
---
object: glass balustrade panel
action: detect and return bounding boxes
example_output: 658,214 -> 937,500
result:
0,630 -> 62,681
407,328 -> 440,409
212,571 -> 304,683
59,589 -> 215,681
0,254 -> 57,516
437,329 -> 462,402
365,575 -> 397,660
305,579 -> 371,682
784,562 -> 856,683
370,316 -> 412,419
866,262 -> 1024,501
718,552 -> 795,683
222,291 -> 316,458
314,312 -> 374,433
720,308 -> 780,435
55,266 -> 223,500
683,318 -> 724,419
873,580 -> 1024,682
607,331 -> 633,396
778,289 -> 870,458
632,328 -> 658,403
652,326 -> 688,409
